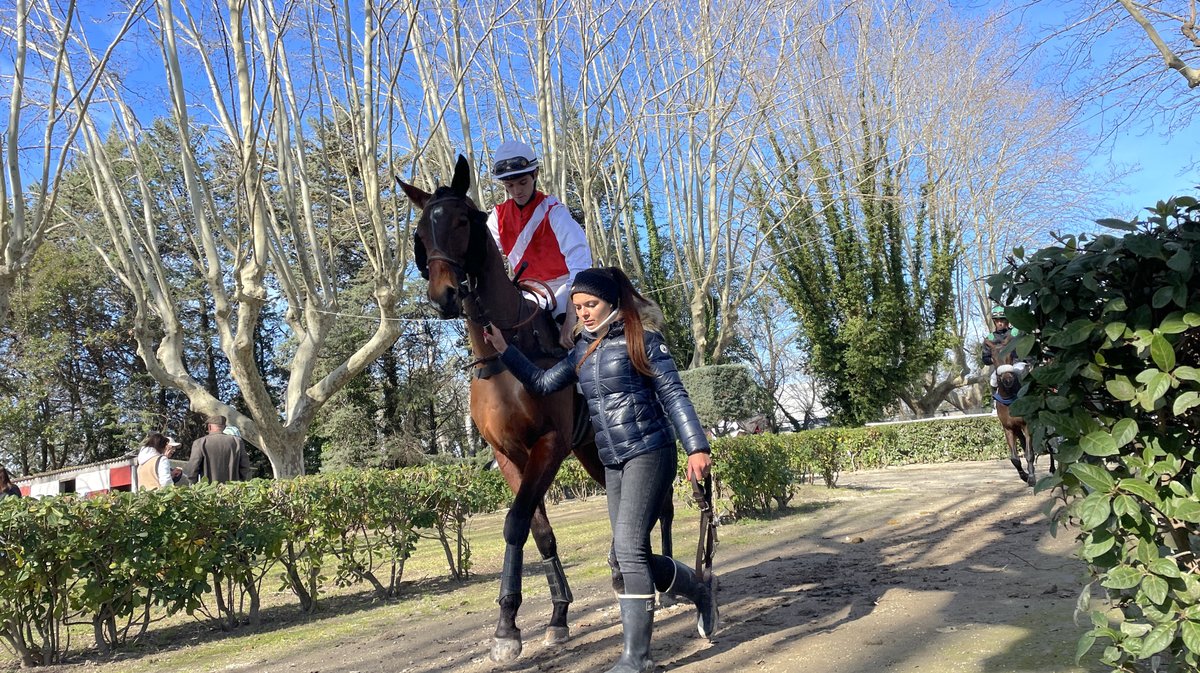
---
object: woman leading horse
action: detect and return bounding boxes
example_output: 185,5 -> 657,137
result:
398,156 -> 676,664
484,267 -> 719,673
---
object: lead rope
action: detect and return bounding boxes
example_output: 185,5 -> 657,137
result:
689,474 -> 717,580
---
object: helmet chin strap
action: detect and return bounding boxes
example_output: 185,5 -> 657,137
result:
583,307 -> 620,335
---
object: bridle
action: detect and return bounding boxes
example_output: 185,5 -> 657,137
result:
420,196 -> 473,282
418,195 -> 543,334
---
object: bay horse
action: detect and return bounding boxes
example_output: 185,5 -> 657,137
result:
989,338 -> 1054,486
993,365 -> 1036,486
398,156 -> 672,663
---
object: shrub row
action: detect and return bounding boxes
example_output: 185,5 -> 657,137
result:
0,464 -> 507,666
0,416 -> 1006,666
707,416 -> 1008,517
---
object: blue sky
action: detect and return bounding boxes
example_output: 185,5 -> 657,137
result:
999,0 -> 1199,219
4,2 -> 1195,224
1104,119 -> 1198,216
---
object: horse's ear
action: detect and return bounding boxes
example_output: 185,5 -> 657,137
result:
413,233 -> 430,280
450,155 -> 471,196
397,177 -> 430,210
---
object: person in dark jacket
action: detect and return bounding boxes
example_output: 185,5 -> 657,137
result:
483,266 -> 718,673
982,306 -> 1028,389
186,415 -> 253,484
0,466 -> 21,499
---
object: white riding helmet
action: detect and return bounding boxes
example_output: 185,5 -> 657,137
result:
492,140 -> 539,179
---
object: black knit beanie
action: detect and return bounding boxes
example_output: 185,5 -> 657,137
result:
570,268 -> 620,306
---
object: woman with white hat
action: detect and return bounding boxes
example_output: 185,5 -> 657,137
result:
136,433 -> 181,491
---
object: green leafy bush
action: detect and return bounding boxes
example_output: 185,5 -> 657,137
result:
990,195 -> 1200,672
707,416 -> 1006,517
678,364 -> 771,434
547,455 -> 605,504
710,433 -> 795,516
0,464 -> 506,665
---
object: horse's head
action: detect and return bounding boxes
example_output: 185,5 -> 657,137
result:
997,367 -> 1023,402
398,155 -> 490,318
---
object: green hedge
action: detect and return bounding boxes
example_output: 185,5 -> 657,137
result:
547,455 -> 605,504
0,464 -> 507,666
990,196 -> 1200,671
707,416 -> 1007,517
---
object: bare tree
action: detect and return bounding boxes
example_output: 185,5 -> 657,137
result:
0,0 -> 147,328
902,6 -> 1095,413
1020,1 -> 1198,130
1114,0 -> 1200,88
56,0 -> 440,476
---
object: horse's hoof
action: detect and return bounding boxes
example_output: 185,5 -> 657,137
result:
490,637 -> 522,663
1026,475 -> 1037,487
543,626 -> 570,646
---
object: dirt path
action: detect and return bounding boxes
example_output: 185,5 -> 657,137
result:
32,460 -> 1100,673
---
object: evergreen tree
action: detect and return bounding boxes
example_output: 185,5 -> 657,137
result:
767,121 -> 956,425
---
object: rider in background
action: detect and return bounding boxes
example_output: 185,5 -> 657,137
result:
982,306 -> 1028,391
487,140 -> 592,349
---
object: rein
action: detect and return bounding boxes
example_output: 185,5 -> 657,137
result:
689,475 -> 718,579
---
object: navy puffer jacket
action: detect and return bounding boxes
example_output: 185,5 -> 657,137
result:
499,321 -> 709,467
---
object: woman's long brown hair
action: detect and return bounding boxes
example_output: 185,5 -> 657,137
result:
575,267 -> 655,377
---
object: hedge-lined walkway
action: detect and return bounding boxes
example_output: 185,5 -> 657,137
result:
11,459 -> 1097,673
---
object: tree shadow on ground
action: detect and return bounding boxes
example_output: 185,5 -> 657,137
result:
471,462 -> 1100,673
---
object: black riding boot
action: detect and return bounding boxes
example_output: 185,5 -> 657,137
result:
665,559 -> 720,639
604,596 -> 655,673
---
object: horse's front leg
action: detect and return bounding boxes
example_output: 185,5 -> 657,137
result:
1005,428 -> 1028,483
530,501 -> 571,646
492,436 -> 569,662
1022,426 -> 1036,487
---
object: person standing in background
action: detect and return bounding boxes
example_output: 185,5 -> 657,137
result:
0,466 -> 21,498
137,433 -> 180,491
186,415 -> 253,483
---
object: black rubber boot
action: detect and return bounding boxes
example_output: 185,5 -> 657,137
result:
604,596 -> 655,673
665,559 -> 720,640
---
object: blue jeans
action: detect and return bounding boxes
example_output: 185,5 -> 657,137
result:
606,448 -> 678,596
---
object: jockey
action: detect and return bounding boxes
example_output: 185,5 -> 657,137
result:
982,306 -> 1027,389
486,140 -> 593,349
